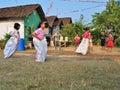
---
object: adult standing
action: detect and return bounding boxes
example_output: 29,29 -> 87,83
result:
54,31 -> 61,50
32,21 -> 47,62
75,28 -> 90,55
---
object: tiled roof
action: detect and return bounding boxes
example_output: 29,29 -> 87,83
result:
0,4 -> 45,21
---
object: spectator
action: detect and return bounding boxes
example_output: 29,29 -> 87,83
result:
88,32 -> 93,51
74,34 -> 81,47
54,31 -> 61,50
100,31 -> 106,50
107,32 -> 114,51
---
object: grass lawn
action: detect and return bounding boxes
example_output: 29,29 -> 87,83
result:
0,55 -> 120,90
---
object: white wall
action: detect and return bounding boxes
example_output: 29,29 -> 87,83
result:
0,19 -> 24,39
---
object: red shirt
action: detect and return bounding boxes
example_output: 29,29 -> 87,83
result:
74,36 -> 80,43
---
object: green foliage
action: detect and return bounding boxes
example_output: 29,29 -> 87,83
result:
0,33 -> 11,49
60,23 -> 84,43
91,30 -> 101,45
0,39 -> 5,49
4,33 -> 11,41
115,37 -> 120,47
60,24 -> 75,43
92,0 -> 120,32
92,0 -> 120,46
26,26 -> 35,35
73,22 -> 84,36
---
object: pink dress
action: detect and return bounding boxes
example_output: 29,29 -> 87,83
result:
82,31 -> 89,38
35,28 -> 44,40
107,34 -> 114,47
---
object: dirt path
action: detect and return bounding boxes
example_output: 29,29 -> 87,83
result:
1,46 -> 120,61
13,46 -> 120,61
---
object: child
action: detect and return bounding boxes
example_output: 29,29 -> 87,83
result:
4,23 -> 20,58
88,32 -> 93,51
107,32 -> 114,51
100,31 -> 106,50
32,21 -> 47,62
76,27 -> 90,55
74,34 -> 81,47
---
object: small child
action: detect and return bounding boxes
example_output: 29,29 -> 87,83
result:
4,23 -> 20,58
74,34 -> 81,47
107,32 -> 114,51
88,32 -> 93,51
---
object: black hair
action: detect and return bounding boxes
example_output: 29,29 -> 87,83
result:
14,23 -> 20,30
37,21 -> 48,28
101,31 -> 105,33
84,27 -> 89,31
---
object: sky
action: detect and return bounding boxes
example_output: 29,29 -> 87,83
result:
0,0 -> 108,23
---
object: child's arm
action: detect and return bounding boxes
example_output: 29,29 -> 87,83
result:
32,32 -> 42,40
11,31 -> 19,38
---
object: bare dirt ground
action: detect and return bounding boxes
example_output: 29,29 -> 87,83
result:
3,46 -> 118,62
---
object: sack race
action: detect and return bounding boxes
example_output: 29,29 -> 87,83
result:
4,37 -> 18,58
75,38 -> 89,55
33,37 -> 47,62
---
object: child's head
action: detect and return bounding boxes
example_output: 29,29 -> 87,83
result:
76,34 -> 79,36
85,27 -> 90,32
56,31 -> 59,34
89,32 -> 91,35
14,23 -> 20,30
38,21 -> 47,29
101,31 -> 105,35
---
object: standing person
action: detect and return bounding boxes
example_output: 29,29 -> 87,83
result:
88,32 -> 93,51
100,31 -> 106,50
32,21 -> 47,62
4,23 -> 20,59
54,31 -> 61,50
74,34 -> 81,47
107,32 -> 114,51
76,27 -> 90,55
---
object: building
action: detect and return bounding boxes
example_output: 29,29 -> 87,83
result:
46,16 -> 63,36
59,17 -> 72,26
0,4 -> 46,44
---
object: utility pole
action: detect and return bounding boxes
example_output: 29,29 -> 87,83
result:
15,0 -> 18,6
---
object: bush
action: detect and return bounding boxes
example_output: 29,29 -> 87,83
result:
91,30 -> 101,45
0,33 -> 11,49
115,37 -> 120,47
60,23 -> 84,44
4,33 -> 11,43
0,39 -> 5,49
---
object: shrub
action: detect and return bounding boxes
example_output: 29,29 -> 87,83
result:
0,39 -> 5,49
91,30 -> 101,45
4,33 -> 11,43
60,23 -> 84,44
115,37 -> 120,47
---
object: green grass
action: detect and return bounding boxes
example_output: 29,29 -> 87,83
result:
0,55 -> 120,90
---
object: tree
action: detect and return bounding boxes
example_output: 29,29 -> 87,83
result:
60,23 -> 84,43
92,0 -> 120,33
